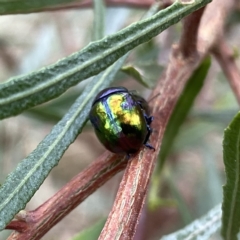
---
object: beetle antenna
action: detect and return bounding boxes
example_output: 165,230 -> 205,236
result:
148,93 -> 160,103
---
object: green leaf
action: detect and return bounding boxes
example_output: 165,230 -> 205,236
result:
121,65 -> 153,88
72,218 -> 106,240
0,56 -> 127,231
0,0 -> 85,14
221,112 -> 240,240
93,0 -> 106,40
0,0 -> 211,120
161,204 -> 222,240
157,57 -> 211,172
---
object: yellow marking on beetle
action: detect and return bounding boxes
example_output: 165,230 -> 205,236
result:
95,103 -> 106,120
96,103 -> 111,130
108,94 -> 142,129
108,95 -> 123,112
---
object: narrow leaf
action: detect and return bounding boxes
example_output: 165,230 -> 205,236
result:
0,0 -> 84,14
121,65 -> 153,88
221,111 -> 240,240
0,55 -> 127,231
161,204 -> 222,240
0,0 -> 211,120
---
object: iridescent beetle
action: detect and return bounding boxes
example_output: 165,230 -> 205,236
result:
89,87 -> 154,155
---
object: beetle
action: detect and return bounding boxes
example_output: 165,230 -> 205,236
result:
89,86 -> 154,155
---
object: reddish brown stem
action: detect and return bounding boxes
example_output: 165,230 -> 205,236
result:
5,221 -> 26,233
179,6 -> 205,59
212,39 -> 240,105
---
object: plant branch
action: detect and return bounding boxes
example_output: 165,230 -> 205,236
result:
5,221 -> 26,233
98,0 -> 234,239
212,38 -> 240,105
179,6 -> 205,59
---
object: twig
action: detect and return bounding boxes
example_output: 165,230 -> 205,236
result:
179,7 -> 205,59
212,39 -> 240,105
5,221 -> 26,233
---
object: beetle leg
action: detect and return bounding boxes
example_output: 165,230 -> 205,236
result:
144,114 -> 153,125
126,153 -> 131,159
144,125 -> 155,151
144,143 -> 155,150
